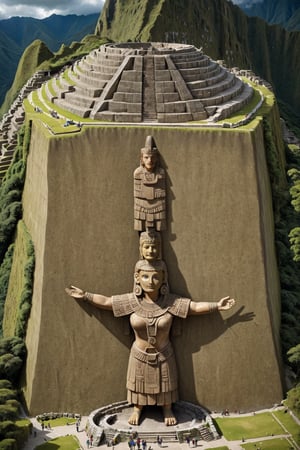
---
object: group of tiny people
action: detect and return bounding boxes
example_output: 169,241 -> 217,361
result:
86,433 -> 94,448
128,435 -> 148,450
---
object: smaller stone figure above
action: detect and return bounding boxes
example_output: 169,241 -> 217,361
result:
134,136 -> 166,231
139,230 -> 162,261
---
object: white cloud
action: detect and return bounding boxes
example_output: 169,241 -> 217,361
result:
231,0 -> 264,4
0,0 -> 103,20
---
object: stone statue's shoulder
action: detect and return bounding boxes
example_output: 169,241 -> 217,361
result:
168,293 -> 191,318
134,166 -> 144,178
112,292 -> 137,317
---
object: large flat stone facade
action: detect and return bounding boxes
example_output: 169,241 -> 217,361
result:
21,121 -> 283,415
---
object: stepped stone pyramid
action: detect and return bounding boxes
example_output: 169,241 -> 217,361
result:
51,42 -> 253,123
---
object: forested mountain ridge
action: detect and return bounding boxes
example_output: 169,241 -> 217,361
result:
0,13 -> 98,106
238,0 -> 300,31
96,0 -> 300,134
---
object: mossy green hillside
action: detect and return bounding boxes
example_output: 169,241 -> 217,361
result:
0,35 -> 106,119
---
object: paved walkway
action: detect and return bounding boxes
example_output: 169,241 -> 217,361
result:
22,409 -> 299,450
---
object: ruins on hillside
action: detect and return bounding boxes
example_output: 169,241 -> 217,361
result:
51,42 -> 253,123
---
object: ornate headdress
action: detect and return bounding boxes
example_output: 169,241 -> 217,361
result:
140,135 -> 159,157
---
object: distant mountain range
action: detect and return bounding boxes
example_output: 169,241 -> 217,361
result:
0,13 -> 99,106
237,0 -> 300,30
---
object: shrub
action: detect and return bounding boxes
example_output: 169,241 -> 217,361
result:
0,403 -> 19,422
0,245 -> 14,336
0,439 -> 17,450
286,384 -> 300,417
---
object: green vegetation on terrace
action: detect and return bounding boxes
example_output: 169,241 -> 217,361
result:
215,410 -> 300,448
273,409 -> 300,439
24,94 -> 82,136
35,435 -> 80,450
241,438 -> 296,449
61,69 -> 76,86
2,220 -> 35,339
215,412 -> 287,440
207,447 -> 229,450
37,417 -> 77,427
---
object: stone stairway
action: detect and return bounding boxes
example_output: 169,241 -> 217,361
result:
0,71 -> 51,181
142,56 -> 157,121
42,42 -> 253,124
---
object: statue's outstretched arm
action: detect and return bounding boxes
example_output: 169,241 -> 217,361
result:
189,296 -> 235,315
65,285 -> 113,310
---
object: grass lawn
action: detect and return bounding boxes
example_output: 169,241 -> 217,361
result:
37,417 -> 77,427
206,447 -> 229,450
241,437 -> 295,449
35,435 -> 79,449
273,410 -> 300,444
215,412 -> 287,440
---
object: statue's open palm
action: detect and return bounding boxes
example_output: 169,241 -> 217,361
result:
65,285 -> 85,299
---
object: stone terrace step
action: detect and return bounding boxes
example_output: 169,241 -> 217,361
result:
34,42 -> 254,124
187,68 -> 227,91
212,83 -> 254,120
179,62 -> 221,82
201,78 -> 244,107
172,54 -> 211,68
94,111 -> 142,122
67,70 -> 105,96
190,72 -> 236,98
53,98 -> 92,118
62,92 -> 95,109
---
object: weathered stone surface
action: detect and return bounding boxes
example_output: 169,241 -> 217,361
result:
21,121 -> 283,415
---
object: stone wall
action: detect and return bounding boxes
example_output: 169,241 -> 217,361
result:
21,120 -> 283,415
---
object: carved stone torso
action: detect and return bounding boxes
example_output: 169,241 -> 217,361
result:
130,298 -> 174,351
112,292 -> 191,352
133,166 -> 166,231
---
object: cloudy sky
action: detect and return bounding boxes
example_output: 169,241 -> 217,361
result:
0,0 -> 262,20
0,0 -> 105,20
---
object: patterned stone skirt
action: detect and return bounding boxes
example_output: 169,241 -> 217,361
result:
126,343 -> 178,406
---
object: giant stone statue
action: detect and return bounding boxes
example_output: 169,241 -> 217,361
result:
66,136 -> 235,425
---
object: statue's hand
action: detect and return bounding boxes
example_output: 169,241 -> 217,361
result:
65,285 -> 85,299
218,296 -> 236,310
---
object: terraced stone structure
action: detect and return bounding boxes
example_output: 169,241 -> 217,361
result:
51,42 -> 253,123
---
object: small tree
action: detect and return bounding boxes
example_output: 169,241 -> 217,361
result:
287,343 -> 300,379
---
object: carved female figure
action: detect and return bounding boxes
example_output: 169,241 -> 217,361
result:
65,260 -> 235,426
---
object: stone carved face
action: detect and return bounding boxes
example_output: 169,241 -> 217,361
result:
140,242 -> 160,261
139,230 -> 162,261
141,151 -> 158,172
136,270 -> 164,294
